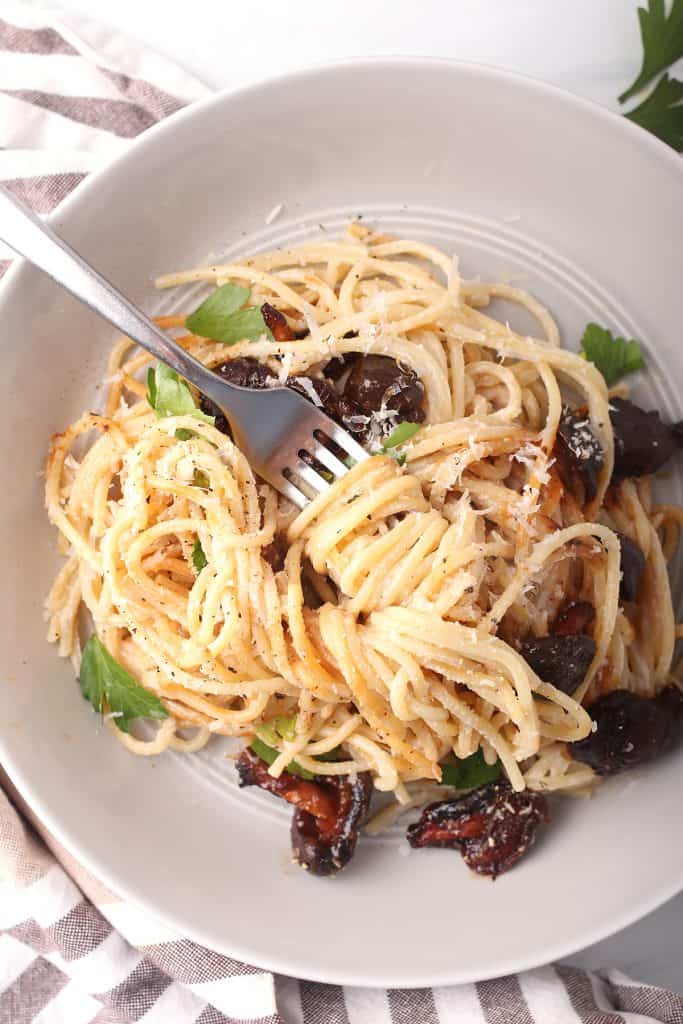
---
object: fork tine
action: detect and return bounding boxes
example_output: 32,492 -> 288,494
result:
308,440 -> 349,478
293,458 -> 332,495
278,475 -> 309,509
322,422 -> 369,464
199,377 -> 371,507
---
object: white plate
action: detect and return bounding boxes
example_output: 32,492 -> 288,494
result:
1,59 -> 682,988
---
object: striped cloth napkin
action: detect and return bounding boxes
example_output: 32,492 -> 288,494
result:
1,4 -> 682,1022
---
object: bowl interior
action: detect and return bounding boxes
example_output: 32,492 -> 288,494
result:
1,60 -> 682,987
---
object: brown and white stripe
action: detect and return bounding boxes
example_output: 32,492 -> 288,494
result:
0,3 -> 682,1022
0,0 -> 205,266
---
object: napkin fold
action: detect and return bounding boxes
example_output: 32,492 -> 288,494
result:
1,4 -> 681,1021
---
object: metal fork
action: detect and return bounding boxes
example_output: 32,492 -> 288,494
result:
0,185 -> 367,507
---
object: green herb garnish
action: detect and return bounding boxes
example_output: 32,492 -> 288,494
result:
193,469 -> 210,489
381,421 -> 420,464
619,0 -> 683,103
315,746 -> 343,762
79,635 -> 168,734
186,283 -> 274,345
382,421 -> 421,449
579,323 -> 645,387
625,73 -> 683,150
250,715 -> 321,778
249,737 -> 314,780
146,363 -> 214,424
439,749 -> 502,789
191,538 -> 208,572
256,715 -> 297,745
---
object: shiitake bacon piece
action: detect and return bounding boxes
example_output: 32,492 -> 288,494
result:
236,748 -> 372,876
407,780 -> 549,879
572,686 -> 683,775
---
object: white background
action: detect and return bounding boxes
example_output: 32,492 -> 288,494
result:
55,0 -> 648,105
57,0 -> 683,991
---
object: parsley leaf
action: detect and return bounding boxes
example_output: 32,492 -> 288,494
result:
382,422 -> 421,449
625,73 -> 683,150
79,635 -> 168,734
193,469 -> 210,489
440,750 -> 501,789
315,746 -> 343,762
380,421 -> 420,465
146,363 -> 214,424
249,737 -> 314,780
186,283 -> 274,345
250,716 -> 315,778
249,717 -> 342,776
580,323 -> 646,386
189,282 -> 250,323
257,715 -> 298,745
191,538 -> 208,572
619,0 -> 683,103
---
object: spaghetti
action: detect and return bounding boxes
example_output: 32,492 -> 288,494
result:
45,223 -> 681,812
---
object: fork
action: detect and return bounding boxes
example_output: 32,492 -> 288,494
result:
0,185 -> 368,507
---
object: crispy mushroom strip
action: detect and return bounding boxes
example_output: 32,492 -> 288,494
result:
615,532 -> 645,602
609,398 -> 683,480
555,398 -> 683,506
554,600 -> 595,636
572,686 -> 683,775
343,354 -> 426,424
519,633 -> 595,696
554,408 -> 604,505
261,302 -> 296,341
406,780 -> 549,879
236,748 -> 373,876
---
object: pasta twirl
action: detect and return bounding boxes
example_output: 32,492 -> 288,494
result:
44,225 -> 681,804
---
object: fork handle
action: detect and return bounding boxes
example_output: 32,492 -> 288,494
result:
0,184 -> 252,413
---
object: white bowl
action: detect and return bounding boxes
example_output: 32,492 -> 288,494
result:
1,59 -> 682,988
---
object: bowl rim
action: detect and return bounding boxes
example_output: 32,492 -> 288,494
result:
1,55 -> 682,987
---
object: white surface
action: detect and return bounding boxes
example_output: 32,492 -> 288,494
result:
57,0 -> 683,988
54,0 -> 640,104
1,57 -> 682,988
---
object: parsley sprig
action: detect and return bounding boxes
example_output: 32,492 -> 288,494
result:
79,635 -> 168,733
251,716 -> 314,779
146,363 -> 214,425
248,716 -> 342,779
619,0 -> 683,103
579,323 -> 645,386
381,421 -> 420,465
186,283 -> 274,345
619,0 -> 683,151
191,538 -> 208,572
625,73 -> 683,149
439,750 -> 502,789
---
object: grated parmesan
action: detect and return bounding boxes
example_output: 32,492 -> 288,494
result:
447,253 -> 461,301
264,202 -> 283,225
276,350 -> 294,385
300,301 -> 323,344
364,401 -> 401,452
292,376 -> 323,407
175,457 -> 196,483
